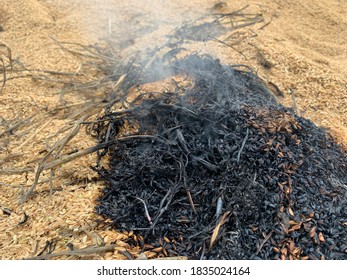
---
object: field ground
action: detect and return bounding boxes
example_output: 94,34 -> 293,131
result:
0,0 -> 346,259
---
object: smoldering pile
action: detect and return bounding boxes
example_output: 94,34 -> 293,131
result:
94,54 -> 347,260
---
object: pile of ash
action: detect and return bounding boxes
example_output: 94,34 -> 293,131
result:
94,54 -> 347,259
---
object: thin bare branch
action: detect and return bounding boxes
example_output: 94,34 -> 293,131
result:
24,245 -> 116,260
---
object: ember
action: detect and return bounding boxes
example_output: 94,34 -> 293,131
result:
94,54 -> 347,260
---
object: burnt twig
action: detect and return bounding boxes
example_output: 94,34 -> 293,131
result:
237,128 -> 249,162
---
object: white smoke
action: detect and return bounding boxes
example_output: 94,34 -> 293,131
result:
66,0 -> 211,41
56,0 -> 229,82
